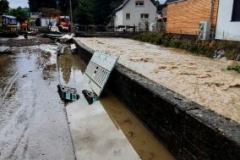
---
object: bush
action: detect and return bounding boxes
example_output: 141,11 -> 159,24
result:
227,64 -> 240,73
134,32 -> 164,44
134,32 -> 240,60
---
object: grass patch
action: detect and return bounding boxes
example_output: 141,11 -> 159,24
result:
227,64 -> 240,73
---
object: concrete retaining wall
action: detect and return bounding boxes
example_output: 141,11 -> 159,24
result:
75,40 -> 240,160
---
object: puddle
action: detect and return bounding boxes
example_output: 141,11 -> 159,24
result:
101,95 -> 174,160
57,53 -> 87,87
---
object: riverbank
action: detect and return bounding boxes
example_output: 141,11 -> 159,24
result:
0,36 -> 53,47
74,37 -> 240,160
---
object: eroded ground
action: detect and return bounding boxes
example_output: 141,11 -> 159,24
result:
75,37 -> 240,123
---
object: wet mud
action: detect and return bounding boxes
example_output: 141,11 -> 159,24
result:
0,42 -> 173,160
0,44 -> 75,160
0,36 -> 53,47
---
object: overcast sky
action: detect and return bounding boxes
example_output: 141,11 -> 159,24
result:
9,0 -> 29,8
159,0 -> 167,3
8,0 -> 167,8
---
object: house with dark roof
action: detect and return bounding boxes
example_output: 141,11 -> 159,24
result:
114,0 -> 157,31
166,0 -> 219,38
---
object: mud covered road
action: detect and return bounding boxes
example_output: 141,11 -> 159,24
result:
0,45 -> 75,160
0,41 -> 174,160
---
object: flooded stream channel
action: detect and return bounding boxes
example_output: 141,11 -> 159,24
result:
57,47 -> 174,160
0,44 -> 173,160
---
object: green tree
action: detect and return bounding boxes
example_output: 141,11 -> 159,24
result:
58,0 -> 69,14
41,8 -> 61,17
72,0 -> 122,25
0,0 -> 9,15
28,0 -> 124,25
93,0 -> 112,25
8,7 -> 30,23
29,0 -> 57,12
72,0 -> 94,25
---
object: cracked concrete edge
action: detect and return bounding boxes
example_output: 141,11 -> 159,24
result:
63,106 -> 78,160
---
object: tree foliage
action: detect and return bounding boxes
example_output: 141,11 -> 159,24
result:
0,0 -> 9,15
8,7 -> 30,23
40,8 -> 61,17
72,0 -> 94,25
57,0 -> 69,14
29,0 -> 57,12
29,0 -> 123,25
72,0 -> 123,25
28,0 -> 159,25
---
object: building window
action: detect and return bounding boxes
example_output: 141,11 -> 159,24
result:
232,0 -> 240,21
136,1 -> 144,7
140,14 -> 149,19
126,13 -> 130,20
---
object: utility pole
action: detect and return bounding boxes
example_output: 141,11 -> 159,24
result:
56,0 -> 59,9
69,0 -> 74,32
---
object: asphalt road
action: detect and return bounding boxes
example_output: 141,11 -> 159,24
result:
0,45 -> 76,160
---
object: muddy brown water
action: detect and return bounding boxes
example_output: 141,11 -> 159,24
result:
101,96 -> 174,160
0,44 -> 174,160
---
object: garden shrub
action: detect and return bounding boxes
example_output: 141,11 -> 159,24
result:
134,32 -> 240,60
227,64 -> 240,73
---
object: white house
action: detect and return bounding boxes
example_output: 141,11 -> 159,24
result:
114,0 -> 157,31
216,0 -> 240,41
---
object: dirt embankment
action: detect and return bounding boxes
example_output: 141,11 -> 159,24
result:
0,37 -> 54,47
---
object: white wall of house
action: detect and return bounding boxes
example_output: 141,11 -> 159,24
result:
216,0 -> 240,41
41,18 -> 58,27
114,0 -> 157,31
115,10 -> 124,27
